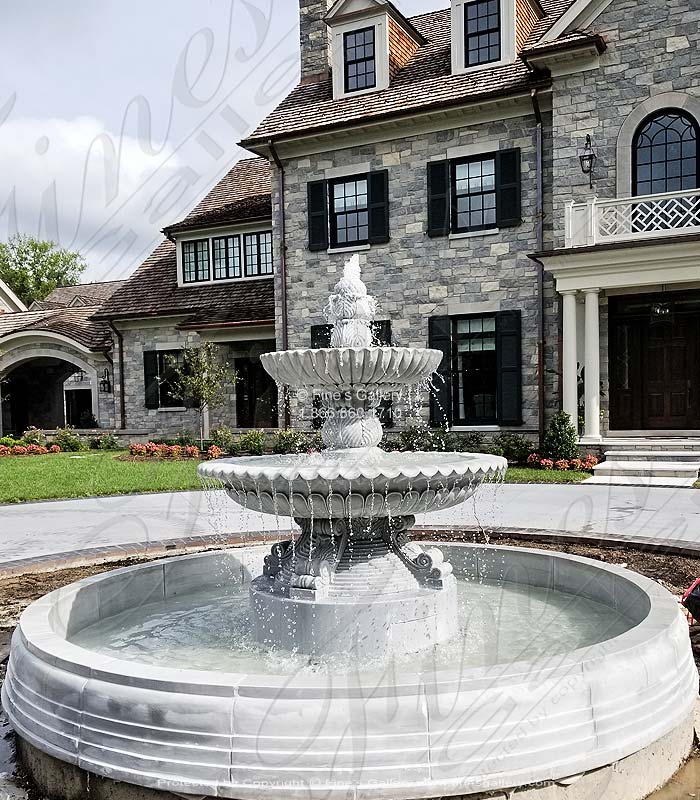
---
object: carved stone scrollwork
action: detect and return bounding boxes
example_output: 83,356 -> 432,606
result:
381,515 -> 451,589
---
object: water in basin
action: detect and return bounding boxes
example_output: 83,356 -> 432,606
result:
70,574 -> 633,676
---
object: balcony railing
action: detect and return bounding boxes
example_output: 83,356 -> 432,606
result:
565,188 -> 700,248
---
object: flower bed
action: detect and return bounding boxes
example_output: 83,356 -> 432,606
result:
123,443 -> 220,461
0,444 -> 61,457
526,452 -> 598,472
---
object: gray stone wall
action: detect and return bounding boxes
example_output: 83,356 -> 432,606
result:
273,113 -> 558,437
299,0 -> 333,82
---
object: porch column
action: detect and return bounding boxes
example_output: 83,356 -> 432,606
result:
561,290 -> 579,428
583,288 -> 601,441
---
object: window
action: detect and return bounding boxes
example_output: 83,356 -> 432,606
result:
453,316 -> 497,424
181,231 -> 272,284
428,311 -> 522,427
330,177 -> 369,246
344,27 -> 376,93
465,0 -> 500,67
451,156 -> 497,233
213,236 -> 242,280
182,240 -> 210,283
633,110 -> 699,196
244,232 -> 273,277
144,350 -> 184,410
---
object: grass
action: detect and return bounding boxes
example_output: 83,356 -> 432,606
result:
503,467 -> 590,484
0,453 -> 591,505
0,451 -> 202,504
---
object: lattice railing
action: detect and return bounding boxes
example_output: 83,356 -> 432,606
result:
566,188 -> 700,247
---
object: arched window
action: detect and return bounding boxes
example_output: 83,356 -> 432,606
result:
633,109 -> 699,196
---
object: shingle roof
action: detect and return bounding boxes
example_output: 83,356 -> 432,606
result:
93,240 -> 275,327
37,280 -> 126,309
242,1 -> 579,146
0,307 -> 112,350
164,158 -> 271,234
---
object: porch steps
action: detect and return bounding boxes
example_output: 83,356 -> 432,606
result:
585,441 -> 700,487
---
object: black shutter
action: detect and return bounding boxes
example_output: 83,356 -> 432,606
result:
372,321 -> 393,428
310,325 -> 332,430
428,316 -> 452,427
307,180 -> 328,251
495,148 -> 521,228
427,160 -> 450,238
368,170 -> 390,244
496,310 -> 522,426
143,351 -> 159,409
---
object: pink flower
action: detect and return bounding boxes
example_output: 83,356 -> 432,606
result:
129,444 -> 147,457
555,459 -> 569,471
49,444 -> 61,454
539,458 -> 554,470
184,445 -> 199,459
569,458 -> 583,470
168,445 -> 182,459
145,442 -> 160,456
527,452 -> 540,465
206,445 -> 222,461
11,445 -> 28,456
0,446 -> 10,457
583,455 -> 599,470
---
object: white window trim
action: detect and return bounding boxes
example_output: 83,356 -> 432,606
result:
175,223 -> 273,288
330,13 -> 390,101
451,0 -> 516,76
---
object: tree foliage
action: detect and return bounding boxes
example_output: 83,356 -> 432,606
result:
168,343 -> 237,448
542,411 -> 580,461
0,234 -> 87,306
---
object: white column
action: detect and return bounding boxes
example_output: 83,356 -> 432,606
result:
561,290 -> 579,429
583,288 -> 601,441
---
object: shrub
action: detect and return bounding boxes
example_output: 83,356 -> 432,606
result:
527,452 -> 541,465
210,426 -> 239,455
543,411 -> 579,461
26,444 -> 48,455
21,427 -> 45,446
555,459 -> 570,471
49,444 -> 61,454
53,426 -> 84,452
11,445 -> 28,456
273,429 -> 305,454
453,431 -> 486,453
0,446 -> 10,457
583,454 -> 599,471
493,432 -> 535,464
0,436 -> 17,447
206,444 -> 223,461
129,444 -> 147,457
540,458 -> 554,470
175,431 -> 198,448
184,445 -> 200,459
89,433 -> 120,451
398,425 -> 433,452
569,458 -> 584,471
302,431 -> 324,453
240,430 -> 266,456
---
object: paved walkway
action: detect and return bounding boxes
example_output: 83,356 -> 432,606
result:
2,482 -> 700,564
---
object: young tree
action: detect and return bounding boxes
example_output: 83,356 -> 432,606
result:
168,343 -> 237,449
0,234 -> 87,306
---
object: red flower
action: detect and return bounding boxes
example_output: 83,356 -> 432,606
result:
555,459 -> 569,471
11,445 -> 28,456
527,452 -> 540,465
0,446 -> 10,457
206,445 -> 222,461
49,444 -> 61,454
539,458 -> 554,470
184,446 -> 199,459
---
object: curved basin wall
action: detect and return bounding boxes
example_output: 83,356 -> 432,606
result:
3,544 -> 697,800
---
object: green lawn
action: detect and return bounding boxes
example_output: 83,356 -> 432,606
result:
0,452 -> 590,505
0,451 -> 202,504
503,467 -> 590,484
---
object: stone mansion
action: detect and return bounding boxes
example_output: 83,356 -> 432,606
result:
2,0 -> 700,446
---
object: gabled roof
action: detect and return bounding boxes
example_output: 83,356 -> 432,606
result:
0,278 -> 26,313
28,280 -> 126,311
93,240 -> 275,328
163,158 -> 271,236
325,0 -> 427,45
242,1 -> 581,147
0,306 -> 113,351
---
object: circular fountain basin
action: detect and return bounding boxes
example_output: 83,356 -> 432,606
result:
200,450 -> 506,516
4,543 -> 697,800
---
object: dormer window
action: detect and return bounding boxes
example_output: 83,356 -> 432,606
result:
466,0 -> 501,66
451,0 -> 515,74
177,229 -> 273,287
344,27 -> 376,93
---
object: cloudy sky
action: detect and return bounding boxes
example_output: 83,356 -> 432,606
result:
0,0 -> 446,282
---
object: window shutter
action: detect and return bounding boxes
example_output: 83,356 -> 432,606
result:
307,180 -> 329,251
372,321 -> 393,427
368,170 -> 390,244
143,351 -> 159,409
496,310 -> 522,425
310,325 -> 332,430
496,148 -> 521,228
428,316 -> 452,427
427,160 -> 450,238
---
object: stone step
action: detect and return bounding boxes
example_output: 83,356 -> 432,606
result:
594,460 -> 700,479
604,450 -> 700,462
584,475 -> 698,488
601,438 -> 700,451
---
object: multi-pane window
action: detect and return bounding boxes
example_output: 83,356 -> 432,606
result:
244,232 -> 273,277
453,316 -> 497,424
451,156 -> 497,232
344,27 -> 376,93
633,110 -> 699,196
182,240 -> 210,283
157,350 -> 184,409
181,232 -> 272,283
212,236 -> 242,280
330,177 -> 369,246
465,0 -> 501,67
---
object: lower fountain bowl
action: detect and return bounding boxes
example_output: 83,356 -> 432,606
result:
3,543 -> 697,800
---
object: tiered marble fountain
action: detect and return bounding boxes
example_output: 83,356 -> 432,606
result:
203,255 -> 504,658
3,257 -> 698,800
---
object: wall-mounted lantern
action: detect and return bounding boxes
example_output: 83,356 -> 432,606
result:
578,134 -> 597,188
99,368 -> 112,394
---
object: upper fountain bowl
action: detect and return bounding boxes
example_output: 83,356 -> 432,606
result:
261,347 -> 442,390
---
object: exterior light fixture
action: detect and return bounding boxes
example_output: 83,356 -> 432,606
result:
99,368 -> 112,394
578,134 -> 597,188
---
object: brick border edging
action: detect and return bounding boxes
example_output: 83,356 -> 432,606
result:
2,525 -> 700,579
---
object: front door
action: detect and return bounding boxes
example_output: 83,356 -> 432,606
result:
610,293 -> 700,430
235,356 -> 279,429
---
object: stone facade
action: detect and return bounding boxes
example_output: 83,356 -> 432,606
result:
273,112 -> 558,437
